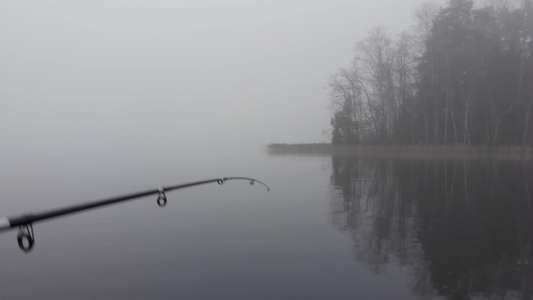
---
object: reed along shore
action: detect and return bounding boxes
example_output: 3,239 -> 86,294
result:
267,143 -> 533,160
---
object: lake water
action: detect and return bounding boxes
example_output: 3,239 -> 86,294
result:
0,149 -> 531,299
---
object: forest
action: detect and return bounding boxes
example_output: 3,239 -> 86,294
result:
329,0 -> 533,146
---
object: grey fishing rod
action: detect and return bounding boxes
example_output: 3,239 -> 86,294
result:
0,176 -> 270,252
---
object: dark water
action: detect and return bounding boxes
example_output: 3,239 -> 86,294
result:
0,151 -> 531,299
329,156 -> 533,300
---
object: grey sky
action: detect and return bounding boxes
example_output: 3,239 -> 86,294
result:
1,0 -> 431,156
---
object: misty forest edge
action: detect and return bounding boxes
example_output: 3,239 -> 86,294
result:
321,0 -> 533,150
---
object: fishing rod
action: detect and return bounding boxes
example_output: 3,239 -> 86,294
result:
0,176 -> 270,253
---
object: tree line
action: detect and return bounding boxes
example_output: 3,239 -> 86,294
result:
330,0 -> 533,146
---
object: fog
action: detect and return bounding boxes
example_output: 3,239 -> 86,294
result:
4,3 -> 532,298
1,0 -> 428,157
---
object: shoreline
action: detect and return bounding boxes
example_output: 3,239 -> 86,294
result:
267,143 -> 533,160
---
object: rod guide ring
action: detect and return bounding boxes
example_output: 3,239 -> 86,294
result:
156,187 -> 167,207
17,223 -> 35,252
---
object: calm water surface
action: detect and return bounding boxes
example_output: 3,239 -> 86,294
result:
0,150 -> 531,299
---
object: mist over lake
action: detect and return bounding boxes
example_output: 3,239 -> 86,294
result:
2,0 -> 533,298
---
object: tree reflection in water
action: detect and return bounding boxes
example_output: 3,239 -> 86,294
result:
329,156 -> 533,299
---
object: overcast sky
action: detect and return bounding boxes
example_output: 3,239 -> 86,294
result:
1,0 -> 433,156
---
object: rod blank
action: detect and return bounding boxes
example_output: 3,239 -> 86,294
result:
0,176 -> 270,252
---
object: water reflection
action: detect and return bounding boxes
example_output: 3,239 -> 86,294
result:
330,157 -> 533,299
